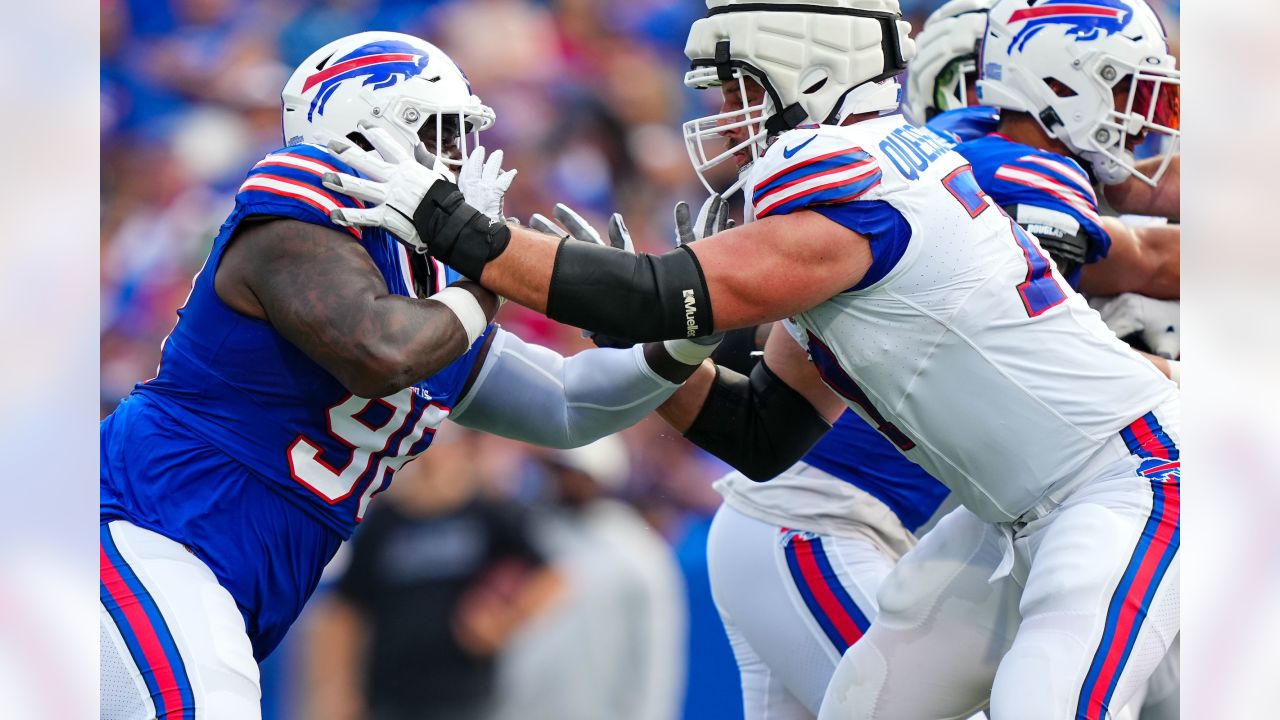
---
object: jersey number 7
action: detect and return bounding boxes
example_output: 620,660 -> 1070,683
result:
942,166 -> 1068,317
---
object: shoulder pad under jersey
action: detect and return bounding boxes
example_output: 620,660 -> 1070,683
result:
749,126 -> 885,220
234,143 -> 369,239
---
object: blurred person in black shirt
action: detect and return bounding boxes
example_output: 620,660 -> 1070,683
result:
306,425 -> 561,720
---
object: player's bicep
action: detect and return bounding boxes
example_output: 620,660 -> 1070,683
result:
692,211 -> 873,330
225,218 -> 393,380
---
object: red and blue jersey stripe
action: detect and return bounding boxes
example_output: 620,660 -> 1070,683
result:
100,524 -> 195,719
1076,412 -> 1179,720
782,530 -> 872,652
236,144 -> 367,239
753,148 -> 883,219
955,135 -> 1111,270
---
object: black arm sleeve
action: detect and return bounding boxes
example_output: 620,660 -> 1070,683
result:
412,183 -> 716,342
683,360 -> 832,482
546,239 -> 716,342
1004,203 -> 1091,280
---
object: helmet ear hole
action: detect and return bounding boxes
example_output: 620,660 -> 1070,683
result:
803,77 -> 829,95
1045,78 -> 1078,98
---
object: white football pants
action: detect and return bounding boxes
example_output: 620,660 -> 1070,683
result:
707,503 -> 895,719
100,520 -> 262,719
818,407 -> 1180,720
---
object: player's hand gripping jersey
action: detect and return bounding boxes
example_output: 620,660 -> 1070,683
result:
746,116 -> 1177,523
100,143 -> 488,658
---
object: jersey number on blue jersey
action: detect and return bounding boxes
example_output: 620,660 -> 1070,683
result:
287,390 -> 447,520
942,167 -> 1068,317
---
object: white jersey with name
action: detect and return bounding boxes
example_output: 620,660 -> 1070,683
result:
745,115 -> 1178,523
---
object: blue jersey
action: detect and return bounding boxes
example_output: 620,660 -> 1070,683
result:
950,132 -> 1110,288
925,105 -> 1001,146
800,412 -> 949,532
100,142 -> 490,659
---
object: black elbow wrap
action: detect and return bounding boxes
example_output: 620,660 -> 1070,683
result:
546,240 -> 714,342
412,181 -> 511,279
683,361 -> 832,482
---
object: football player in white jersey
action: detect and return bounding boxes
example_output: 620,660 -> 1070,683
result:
531,203 -> 952,720
323,1 -> 1180,717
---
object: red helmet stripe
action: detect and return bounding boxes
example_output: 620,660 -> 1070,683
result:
1009,5 -> 1123,23
302,53 -> 419,92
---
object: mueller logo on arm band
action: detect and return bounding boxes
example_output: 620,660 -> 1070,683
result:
683,290 -> 699,336
1008,1 -> 1134,52
304,40 -> 432,121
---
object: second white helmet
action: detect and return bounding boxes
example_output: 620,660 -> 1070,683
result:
978,0 -> 1179,185
904,0 -> 994,126
281,31 -> 495,167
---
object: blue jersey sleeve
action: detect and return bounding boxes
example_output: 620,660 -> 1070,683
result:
986,151 -> 1111,263
233,143 -> 368,239
925,105 -> 1002,147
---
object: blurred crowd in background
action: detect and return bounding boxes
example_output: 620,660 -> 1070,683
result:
100,0 -> 1180,718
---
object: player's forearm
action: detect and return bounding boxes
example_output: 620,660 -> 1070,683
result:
413,188 -> 718,341
671,361 -> 833,482
450,330 -> 701,449
474,225 -> 557,313
1104,155 -> 1179,220
655,361 -> 717,432
356,281 -> 499,396
239,219 -> 496,398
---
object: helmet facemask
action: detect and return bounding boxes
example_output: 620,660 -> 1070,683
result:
682,65 -> 776,197
1072,54 -> 1179,186
681,1 -> 915,198
931,54 -> 979,119
364,81 -> 495,169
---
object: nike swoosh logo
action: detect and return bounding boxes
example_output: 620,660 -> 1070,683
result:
783,135 -> 818,159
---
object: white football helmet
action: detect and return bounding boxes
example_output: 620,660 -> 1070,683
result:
978,0 -> 1179,185
683,0 -> 914,194
281,31 -> 495,167
903,0 -> 993,126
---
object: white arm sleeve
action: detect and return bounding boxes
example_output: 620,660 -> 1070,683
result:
450,328 -> 678,448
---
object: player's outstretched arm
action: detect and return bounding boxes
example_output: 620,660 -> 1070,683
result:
447,328 -> 706,449
656,325 -> 845,482
216,218 -> 498,398
324,141 -> 875,342
1081,219 -> 1180,300
1103,155 -> 1179,220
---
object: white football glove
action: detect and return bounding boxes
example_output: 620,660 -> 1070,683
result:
1092,293 -> 1180,359
458,146 -> 517,219
321,124 -> 456,253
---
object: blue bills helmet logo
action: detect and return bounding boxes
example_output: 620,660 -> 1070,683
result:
303,40 -> 432,121
1008,0 -> 1134,52
1136,457 -> 1180,484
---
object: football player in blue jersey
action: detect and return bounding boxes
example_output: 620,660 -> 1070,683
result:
98,32 -> 719,720
951,0 -> 1180,298
905,0 -> 1181,380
